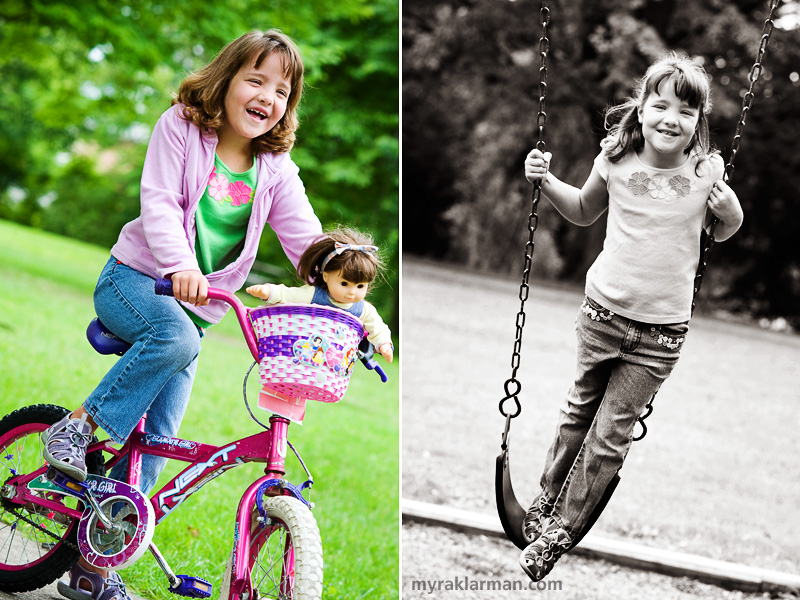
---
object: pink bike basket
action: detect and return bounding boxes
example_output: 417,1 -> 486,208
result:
250,304 -> 366,403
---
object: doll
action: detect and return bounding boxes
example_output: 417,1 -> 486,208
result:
247,227 -> 393,362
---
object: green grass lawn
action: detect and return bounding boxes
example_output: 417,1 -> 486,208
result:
0,220 -> 399,598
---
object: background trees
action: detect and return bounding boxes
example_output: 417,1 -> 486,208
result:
403,0 -> 800,329
0,0 -> 399,326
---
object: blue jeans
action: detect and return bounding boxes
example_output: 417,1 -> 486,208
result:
84,257 -> 203,494
540,297 -> 689,537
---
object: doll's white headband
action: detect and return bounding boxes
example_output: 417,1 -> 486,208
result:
321,242 -> 378,272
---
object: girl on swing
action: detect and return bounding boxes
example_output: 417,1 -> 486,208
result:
519,52 -> 743,581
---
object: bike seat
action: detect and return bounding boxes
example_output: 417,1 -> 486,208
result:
86,318 -> 132,355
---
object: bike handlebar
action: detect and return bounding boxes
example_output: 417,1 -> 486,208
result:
155,278 -> 387,381
155,277 -> 260,361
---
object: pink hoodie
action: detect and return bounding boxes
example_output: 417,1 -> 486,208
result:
111,104 -> 322,324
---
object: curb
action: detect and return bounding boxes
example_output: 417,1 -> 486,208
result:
402,498 -> 800,595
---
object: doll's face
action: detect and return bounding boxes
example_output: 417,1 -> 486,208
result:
322,270 -> 369,304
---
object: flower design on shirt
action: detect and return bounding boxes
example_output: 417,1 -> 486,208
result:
627,172 -> 651,195
208,170 -> 230,204
229,181 -> 253,207
668,175 -> 696,197
647,175 -> 675,201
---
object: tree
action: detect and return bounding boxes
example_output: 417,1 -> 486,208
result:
0,0 -> 399,325
403,0 -> 800,328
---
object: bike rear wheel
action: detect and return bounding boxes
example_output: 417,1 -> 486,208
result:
0,404 -> 104,592
223,495 -> 323,600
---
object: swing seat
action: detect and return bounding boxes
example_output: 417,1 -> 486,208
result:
495,436 -> 620,551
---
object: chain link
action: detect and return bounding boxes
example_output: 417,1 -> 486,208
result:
692,0 -> 781,311
499,0 -> 550,436
7,506 -> 78,552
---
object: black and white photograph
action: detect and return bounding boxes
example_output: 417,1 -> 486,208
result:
402,1 -> 800,598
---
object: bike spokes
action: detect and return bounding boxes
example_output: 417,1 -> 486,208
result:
250,523 -> 295,598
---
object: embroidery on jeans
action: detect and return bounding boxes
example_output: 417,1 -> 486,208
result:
649,328 -> 685,350
581,299 -> 614,322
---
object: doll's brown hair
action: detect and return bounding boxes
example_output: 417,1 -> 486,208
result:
298,227 -> 384,289
173,29 -> 304,154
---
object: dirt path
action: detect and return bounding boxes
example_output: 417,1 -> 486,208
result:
401,258 -> 800,598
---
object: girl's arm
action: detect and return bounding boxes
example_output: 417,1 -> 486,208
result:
140,108 -> 202,276
266,155 -> 323,267
706,180 -> 743,242
524,149 -> 608,226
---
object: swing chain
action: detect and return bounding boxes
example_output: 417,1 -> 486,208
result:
692,0 -> 781,312
498,0 -> 550,437
640,0 -> 782,441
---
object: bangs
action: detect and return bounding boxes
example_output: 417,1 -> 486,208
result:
254,47 -> 298,84
335,254 -> 379,284
649,68 -> 708,110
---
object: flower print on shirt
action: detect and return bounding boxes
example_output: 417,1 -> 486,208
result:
208,169 -> 231,204
229,180 -> 253,207
627,171 -> 698,202
647,175 -> 673,201
627,172 -> 650,195
668,174 -> 697,197
206,167 -> 253,207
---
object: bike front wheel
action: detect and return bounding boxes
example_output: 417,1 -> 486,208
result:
0,404 -> 104,592
223,495 -> 323,600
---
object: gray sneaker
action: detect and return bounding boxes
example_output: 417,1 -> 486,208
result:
521,492 -> 554,544
519,524 -> 572,582
57,563 -> 132,600
42,413 -> 92,482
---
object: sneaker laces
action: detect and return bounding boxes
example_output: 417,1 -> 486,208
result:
65,413 -> 92,448
62,414 -> 91,460
104,573 -> 130,600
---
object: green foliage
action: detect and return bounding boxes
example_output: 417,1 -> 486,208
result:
403,0 -> 800,328
0,0 -> 398,327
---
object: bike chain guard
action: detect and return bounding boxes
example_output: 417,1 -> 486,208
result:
36,468 -> 155,569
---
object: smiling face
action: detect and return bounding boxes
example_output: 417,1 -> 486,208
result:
637,76 -> 700,168
219,51 -> 291,150
322,270 -> 370,305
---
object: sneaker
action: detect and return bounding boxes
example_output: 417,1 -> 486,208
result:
519,525 -> 572,582
521,492 -> 554,544
42,413 -> 92,482
57,563 -> 132,600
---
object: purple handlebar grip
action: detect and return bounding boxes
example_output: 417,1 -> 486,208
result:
154,278 -> 174,296
367,361 -> 388,383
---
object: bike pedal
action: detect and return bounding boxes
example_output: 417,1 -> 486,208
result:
45,467 -> 87,494
168,575 -> 212,598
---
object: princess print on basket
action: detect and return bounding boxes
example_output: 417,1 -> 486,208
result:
247,226 -> 393,422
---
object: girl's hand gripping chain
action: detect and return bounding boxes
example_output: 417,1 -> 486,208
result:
524,149 -> 552,185
707,179 -> 743,240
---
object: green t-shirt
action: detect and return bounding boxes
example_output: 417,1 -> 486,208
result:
186,155 -> 256,328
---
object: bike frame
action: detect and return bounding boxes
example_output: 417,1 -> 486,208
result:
8,287 -> 305,597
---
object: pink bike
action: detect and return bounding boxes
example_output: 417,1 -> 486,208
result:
0,281 -> 386,599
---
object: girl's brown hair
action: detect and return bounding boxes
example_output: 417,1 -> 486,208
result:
603,51 -> 717,168
173,30 -> 304,154
298,227 -> 384,289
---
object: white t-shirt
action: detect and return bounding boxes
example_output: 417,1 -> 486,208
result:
585,149 -> 723,323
